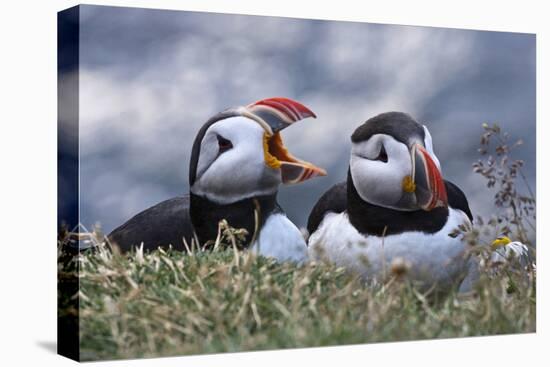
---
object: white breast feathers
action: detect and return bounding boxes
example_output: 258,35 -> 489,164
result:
308,208 -> 471,289
250,213 -> 308,263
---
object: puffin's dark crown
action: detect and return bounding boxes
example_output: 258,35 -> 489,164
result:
351,111 -> 425,146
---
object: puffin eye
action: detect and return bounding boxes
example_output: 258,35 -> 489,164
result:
217,135 -> 233,153
376,145 -> 388,163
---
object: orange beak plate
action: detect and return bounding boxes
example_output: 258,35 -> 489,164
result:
412,144 -> 448,210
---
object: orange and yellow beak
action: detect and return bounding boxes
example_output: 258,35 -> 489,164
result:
409,143 -> 448,211
263,132 -> 327,184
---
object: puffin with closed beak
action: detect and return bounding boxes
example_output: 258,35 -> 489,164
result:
108,97 -> 326,262
307,112 -> 473,290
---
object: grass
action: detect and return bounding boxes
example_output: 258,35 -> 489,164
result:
56,123 -> 535,361
58,240 -> 536,361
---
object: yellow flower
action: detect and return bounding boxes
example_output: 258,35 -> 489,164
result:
491,236 -> 511,250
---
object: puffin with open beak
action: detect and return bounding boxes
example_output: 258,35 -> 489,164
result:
108,97 -> 326,262
307,112 -> 473,290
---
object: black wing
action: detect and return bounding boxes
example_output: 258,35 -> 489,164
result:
307,182 -> 347,235
107,196 -> 194,252
445,180 -> 473,221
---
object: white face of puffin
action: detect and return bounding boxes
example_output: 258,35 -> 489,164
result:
350,134 -> 412,210
191,116 -> 280,203
350,126 -> 446,211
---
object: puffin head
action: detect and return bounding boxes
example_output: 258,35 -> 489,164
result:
349,112 -> 447,211
189,97 -> 327,204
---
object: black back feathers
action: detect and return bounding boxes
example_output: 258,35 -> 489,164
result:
307,181 -> 347,235
108,196 -> 194,252
445,180 -> 473,221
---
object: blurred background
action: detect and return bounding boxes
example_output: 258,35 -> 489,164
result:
67,5 -> 535,233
